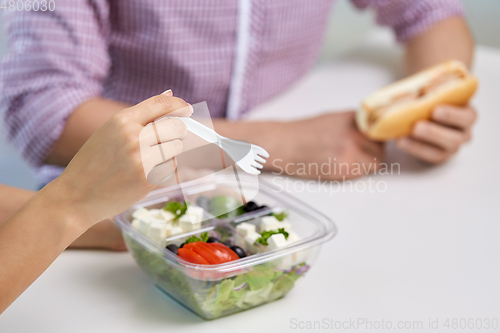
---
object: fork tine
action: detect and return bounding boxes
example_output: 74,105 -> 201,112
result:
252,145 -> 269,158
257,151 -> 269,159
251,161 -> 264,169
255,155 -> 267,164
239,163 -> 261,175
250,165 -> 262,174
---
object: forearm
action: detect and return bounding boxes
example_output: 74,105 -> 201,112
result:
0,180 -> 93,313
0,185 -> 35,224
405,16 -> 475,74
0,184 -> 124,250
45,98 -> 131,166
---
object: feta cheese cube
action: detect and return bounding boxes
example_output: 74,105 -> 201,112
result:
186,206 -> 204,223
267,233 -> 287,250
158,210 -> 176,222
132,207 -> 149,219
170,226 -> 184,236
178,214 -> 201,232
244,232 -> 262,252
260,216 -> 280,232
148,209 -> 163,218
147,222 -> 171,244
185,223 -> 201,232
236,222 -> 256,236
148,209 -> 176,222
244,232 -> 261,247
137,218 -> 152,234
137,216 -> 164,234
147,216 -> 165,225
131,219 -> 141,230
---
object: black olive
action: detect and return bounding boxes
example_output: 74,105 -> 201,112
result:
166,244 -> 179,255
257,205 -> 272,215
179,242 -> 186,248
230,245 -> 247,258
207,236 -> 220,243
243,201 -> 259,212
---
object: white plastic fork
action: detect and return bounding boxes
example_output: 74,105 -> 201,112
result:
171,117 -> 269,175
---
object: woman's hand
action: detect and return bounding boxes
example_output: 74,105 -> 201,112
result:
53,92 -> 192,225
396,105 -> 477,164
0,92 -> 192,313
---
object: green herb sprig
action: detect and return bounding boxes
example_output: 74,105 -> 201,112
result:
163,201 -> 188,221
272,211 -> 289,222
255,228 -> 289,246
184,232 -> 210,244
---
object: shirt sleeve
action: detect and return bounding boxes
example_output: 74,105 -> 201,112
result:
350,0 -> 465,43
0,1 -> 111,167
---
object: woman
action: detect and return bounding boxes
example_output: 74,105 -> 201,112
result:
0,91 -> 192,314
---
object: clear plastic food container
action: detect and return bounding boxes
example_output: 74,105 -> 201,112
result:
113,176 -> 337,320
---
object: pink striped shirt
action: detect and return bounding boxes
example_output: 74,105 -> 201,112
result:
0,0 -> 464,184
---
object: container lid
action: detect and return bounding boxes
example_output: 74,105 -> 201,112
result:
114,176 -> 337,273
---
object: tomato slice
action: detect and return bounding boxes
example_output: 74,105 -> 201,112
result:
185,242 -> 224,264
181,242 -> 240,265
182,243 -> 197,250
177,248 -> 210,265
209,243 -> 239,261
206,243 -> 230,262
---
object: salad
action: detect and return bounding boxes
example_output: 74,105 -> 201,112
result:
124,196 -> 312,319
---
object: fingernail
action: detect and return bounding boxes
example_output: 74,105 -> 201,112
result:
187,103 -> 194,115
161,89 -> 173,96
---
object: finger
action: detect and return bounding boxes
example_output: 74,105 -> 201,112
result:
139,123 -> 159,148
432,105 -> 477,130
156,89 -> 193,118
139,118 -> 188,150
146,159 -> 176,186
152,139 -> 184,161
155,105 -> 193,119
154,117 -> 188,143
140,139 -> 183,177
412,121 -> 466,153
125,95 -> 193,125
396,138 -> 450,164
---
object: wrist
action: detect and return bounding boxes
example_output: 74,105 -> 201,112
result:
38,178 -> 96,235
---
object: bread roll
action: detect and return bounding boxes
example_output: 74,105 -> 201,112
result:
356,60 -> 478,141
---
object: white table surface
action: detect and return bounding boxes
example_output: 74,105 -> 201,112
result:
1,40 -> 499,332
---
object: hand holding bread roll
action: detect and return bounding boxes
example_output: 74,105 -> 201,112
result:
356,60 -> 478,141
